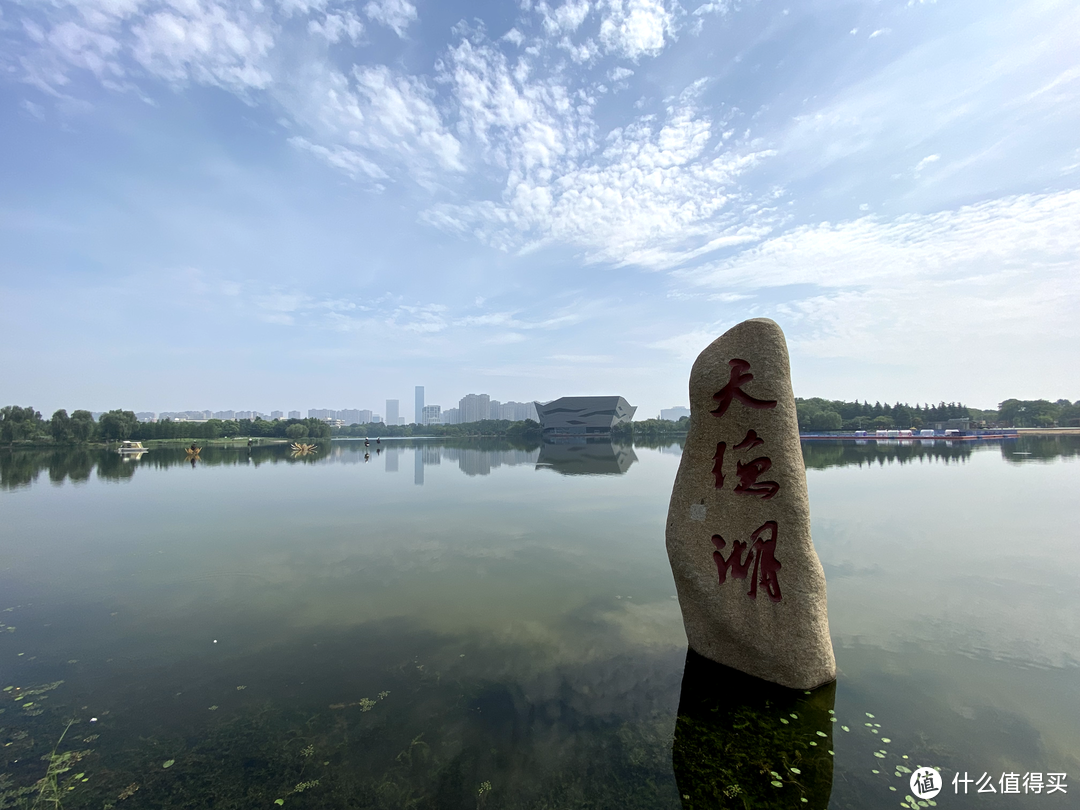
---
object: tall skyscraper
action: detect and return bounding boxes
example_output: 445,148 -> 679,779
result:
422,405 -> 441,425
288,411 -> 301,419
459,393 -> 490,423
414,386 -> 424,425
386,400 -> 399,426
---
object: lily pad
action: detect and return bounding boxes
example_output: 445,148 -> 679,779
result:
162,759 -> 175,769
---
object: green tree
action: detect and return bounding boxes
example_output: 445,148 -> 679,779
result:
70,410 -> 95,442
1,406 -> 44,444
98,409 -> 138,441
872,415 -> 893,429
810,410 -> 842,431
49,409 -> 73,443
286,423 -> 308,440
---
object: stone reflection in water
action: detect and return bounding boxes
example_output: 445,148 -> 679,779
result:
536,440 -> 638,475
672,649 -> 835,809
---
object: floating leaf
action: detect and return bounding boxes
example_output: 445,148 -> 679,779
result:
842,726 -> 850,732
816,731 -> 827,737
780,718 -> 789,724
771,781 -> 783,788
274,800 -> 285,806
882,737 -> 891,743
162,760 -> 175,769
866,713 -> 875,718
790,767 -> 802,775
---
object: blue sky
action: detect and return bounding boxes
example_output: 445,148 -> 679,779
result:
1,0 -> 1077,419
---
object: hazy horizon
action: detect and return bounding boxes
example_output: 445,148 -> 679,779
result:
2,0 -> 1077,417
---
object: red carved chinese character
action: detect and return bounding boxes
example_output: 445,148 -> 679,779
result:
711,521 -> 782,602
734,457 -> 779,500
711,534 -> 751,582
710,359 -> 778,419
711,442 -> 726,489
734,429 -> 764,450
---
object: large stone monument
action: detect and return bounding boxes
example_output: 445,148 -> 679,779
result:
666,318 -> 836,690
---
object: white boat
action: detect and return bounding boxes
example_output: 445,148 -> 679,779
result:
118,441 -> 148,454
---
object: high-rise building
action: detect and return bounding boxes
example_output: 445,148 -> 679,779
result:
386,400 -> 399,426
308,408 -> 331,419
288,410 -> 301,419
459,393 -> 490,423
414,386 -> 424,425
442,408 -> 460,424
422,405 -> 441,425
271,410 -> 283,420
213,410 -> 235,419
357,409 -> 373,424
135,412 -> 157,422
339,409 -> 362,425
660,406 -> 690,422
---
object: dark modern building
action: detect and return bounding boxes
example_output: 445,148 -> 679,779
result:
533,396 -> 637,436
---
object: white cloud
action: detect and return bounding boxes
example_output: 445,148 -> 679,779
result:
676,191 -> 1080,363
598,0 -> 678,60
363,0 -> 417,37
687,190 -> 1080,291
130,4 -> 275,91
913,153 -> 940,175
868,28 -> 890,39
501,27 -> 525,46
307,11 -> 364,45
21,99 -> 46,120
608,66 -> 633,81
429,55 -> 776,266
288,136 -> 388,179
538,0 -> 592,35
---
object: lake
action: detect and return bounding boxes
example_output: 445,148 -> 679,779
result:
1,436 -> 1077,809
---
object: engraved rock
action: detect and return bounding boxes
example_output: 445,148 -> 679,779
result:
666,318 -> 836,689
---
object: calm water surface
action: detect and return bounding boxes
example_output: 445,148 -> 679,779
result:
1,437 -> 1077,809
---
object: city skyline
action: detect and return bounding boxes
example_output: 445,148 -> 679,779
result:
113,385 -> 547,425
2,1 -> 1076,415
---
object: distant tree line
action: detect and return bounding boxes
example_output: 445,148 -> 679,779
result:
611,417 -> 689,439
794,399 -> 974,431
0,406 -> 331,445
3,397 -> 1079,446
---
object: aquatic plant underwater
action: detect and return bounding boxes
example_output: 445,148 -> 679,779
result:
0,650 -> 1004,810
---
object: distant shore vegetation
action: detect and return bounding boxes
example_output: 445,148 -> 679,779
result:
2,396 -> 1077,447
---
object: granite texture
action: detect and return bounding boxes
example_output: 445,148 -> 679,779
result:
666,317 -> 836,690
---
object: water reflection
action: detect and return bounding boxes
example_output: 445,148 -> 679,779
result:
6,436 -> 1079,490
801,439 -> 979,469
673,650 -> 834,809
535,440 -> 638,475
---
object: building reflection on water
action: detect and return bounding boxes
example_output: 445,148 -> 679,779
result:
535,440 -> 638,475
